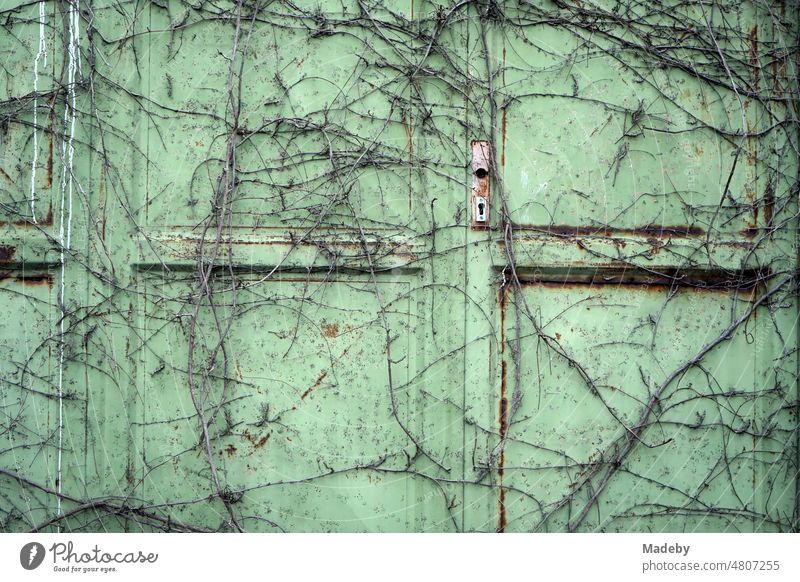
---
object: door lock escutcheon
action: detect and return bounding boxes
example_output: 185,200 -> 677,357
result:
471,140 -> 491,229
474,196 -> 487,223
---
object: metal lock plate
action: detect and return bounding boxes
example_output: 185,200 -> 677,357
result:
471,140 -> 490,228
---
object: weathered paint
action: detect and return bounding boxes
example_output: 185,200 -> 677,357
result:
0,0 -> 798,532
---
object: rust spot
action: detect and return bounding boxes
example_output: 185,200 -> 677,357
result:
321,323 -> 339,338
516,224 -> 704,238
763,178 -> 775,227
0,246 -> 16,262
301,370 -> 328,400
12,203 -> 53,227
555,332 -> 561,341
225,444 -> 237,457
647,238 -> 663,255
253,433 -> 270,449
244,429 -> 271,451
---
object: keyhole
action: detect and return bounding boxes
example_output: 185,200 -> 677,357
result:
478,202 -> 485,217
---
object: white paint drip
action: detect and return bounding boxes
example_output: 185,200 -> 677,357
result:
30,1 -> 47,223
57,0 -> 80,525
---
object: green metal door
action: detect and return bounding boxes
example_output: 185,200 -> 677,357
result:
1,0 -> 798,532
462,0 -> 799,532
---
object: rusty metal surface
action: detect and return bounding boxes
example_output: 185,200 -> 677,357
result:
0,0 -> 797,533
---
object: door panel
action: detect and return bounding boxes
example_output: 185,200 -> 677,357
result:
0,270 -> 57,527
463,0 -> 799,532
143,3 -> 417,231
120,0 -> 470,532
133,272 -> 455,531
0,1 -> 56,227
498,48 -> 757,239
499,279 -> 796,532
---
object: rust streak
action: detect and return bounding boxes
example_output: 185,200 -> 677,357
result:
14,275 -> 53,287
499,360 -> 508,533
254,433 -> 270,449
744,27 -> 758,232
748,26 -> 759,85
520,267 -> 768,291
515,224 -> 704,238
46,94 -> 55,187
501,110 -> 507,168
301,370 -> 328,400
498,284 -> 509,532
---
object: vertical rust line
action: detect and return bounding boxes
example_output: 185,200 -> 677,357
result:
498,284 -> 508,532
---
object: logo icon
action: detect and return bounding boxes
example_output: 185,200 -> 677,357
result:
20,542 -> 46,570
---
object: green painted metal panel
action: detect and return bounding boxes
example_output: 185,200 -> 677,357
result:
499,282 -> 797,531
1,0 -> 798,532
